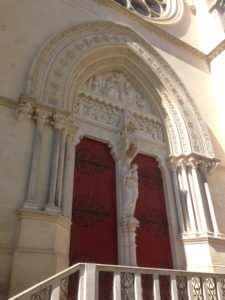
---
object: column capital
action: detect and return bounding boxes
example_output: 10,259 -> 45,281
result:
168,156 -> 188,170
121,217 -> 139,233
16,101 -> 34,122
168,154 -> 220,174
34,107 -> 51,125
52,113 -> 67,131
66,118 -> 78,142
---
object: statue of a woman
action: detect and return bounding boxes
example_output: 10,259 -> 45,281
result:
122,163 -> 139,218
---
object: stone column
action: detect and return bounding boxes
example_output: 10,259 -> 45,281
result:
24,108 -> 49,209
168,161 -> 186,233
200,163 -> 220,234
179,162 -> 197,233
46,114 -> 66,212
177,166 -> 191,232
121,217 -> 139,266
55,128 -> 67,209
114,112 -> 139,266
188,159 -> 208,233
62,121 -> 78,218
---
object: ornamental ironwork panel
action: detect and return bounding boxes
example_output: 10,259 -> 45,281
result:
206,277 -> 218,300
138,167 -> 162,190
99,271 -> 113,300
75,148 -> 111,175
159,275 -> 171,300
60,277 -> 68,300
30,287 -> 51,300
72,195 -> 112,228
220,277 -> 225,299
176,276 -> 188,300
192,277 -> 203,300
141,274 -> 153,300
138,208 -> 168,237
121,272 -> 135,300
60,272 -> 79,300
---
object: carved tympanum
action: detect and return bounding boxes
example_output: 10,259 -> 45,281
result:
80,72 -> 151,113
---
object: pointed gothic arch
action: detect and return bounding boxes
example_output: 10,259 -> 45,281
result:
24,20 -> 214,158
15,21 -> 222,271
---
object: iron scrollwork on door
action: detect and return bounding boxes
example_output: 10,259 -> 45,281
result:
72,195 -> 112,228
76,148 -> 111,175
138,166 -> 162,190
138,208 -> 168,237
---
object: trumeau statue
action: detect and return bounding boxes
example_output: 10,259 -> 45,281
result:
122,163 -> 139,218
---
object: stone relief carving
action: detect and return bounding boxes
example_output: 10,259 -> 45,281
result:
80,72 -> 151,113
75,95 -> 121,127
75,94 -> 164,143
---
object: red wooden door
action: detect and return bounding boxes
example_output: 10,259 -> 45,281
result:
70,138 -> 118,266
133,154 -> 173,269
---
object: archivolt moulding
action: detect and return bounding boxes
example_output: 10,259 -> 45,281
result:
24,20 -> 214,159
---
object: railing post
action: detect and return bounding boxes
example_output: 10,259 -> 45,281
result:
80,263 -> 98,300
216,277 -> 223,300
202,277 -> 210,300
51,280 -> 61,300
113,272 -> 121,300
187,276 -> 194,299
170,275 -> 178,300
78,267 -> 85,300
134,273 -> 142,300
153,274 -> 161,300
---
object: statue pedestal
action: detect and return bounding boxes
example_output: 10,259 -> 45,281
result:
121,217 -> 139,266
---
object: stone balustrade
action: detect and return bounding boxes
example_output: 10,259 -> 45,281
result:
9,263 -> 225,300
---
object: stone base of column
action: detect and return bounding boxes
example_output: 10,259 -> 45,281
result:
178,234 -> 225,272
23,201 -> 39,210
8,209 -> 71,297
45,204 -> 62,214
121,217 -> 139,266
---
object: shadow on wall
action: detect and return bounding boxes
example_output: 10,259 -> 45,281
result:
207,126 -> 225,234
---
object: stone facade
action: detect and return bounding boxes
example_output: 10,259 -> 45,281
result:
1,0 -> 225,298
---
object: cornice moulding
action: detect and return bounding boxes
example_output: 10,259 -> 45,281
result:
96,0 -> 225,61
18,209 -> 72,229
96,0 -> 208,59
0,96 -> 17,108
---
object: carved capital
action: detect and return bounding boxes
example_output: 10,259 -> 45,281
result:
66,118 -> 78,142
16,101 -> 34,122
199,157 -> 220,175
168,156 -> 188,171
34,108 -> 51,124
186,0 -> 196,14
168,154 -> 220,174
52,113 -> 67,131
121,216 -> 139,233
